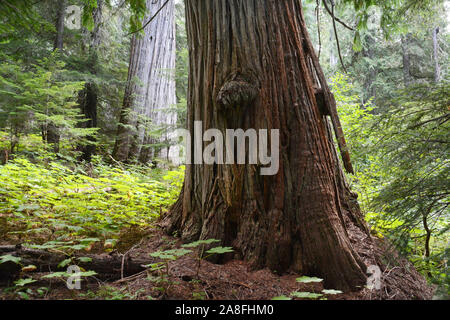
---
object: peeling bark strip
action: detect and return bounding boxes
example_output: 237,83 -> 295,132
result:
163,1 -> 367,291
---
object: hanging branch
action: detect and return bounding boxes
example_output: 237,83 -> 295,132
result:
329,0 -> 348,73
316,0 -> 322,59
126,0 -> 170,36
321,0 -> 355,31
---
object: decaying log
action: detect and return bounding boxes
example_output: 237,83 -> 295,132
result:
0,245 -> 149,281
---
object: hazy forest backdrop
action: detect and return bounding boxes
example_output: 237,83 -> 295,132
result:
0,0 -> 448,300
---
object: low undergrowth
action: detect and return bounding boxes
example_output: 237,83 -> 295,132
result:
0,153 -> 184,252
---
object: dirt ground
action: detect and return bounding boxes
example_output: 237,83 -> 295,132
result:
0,229 -> 436,300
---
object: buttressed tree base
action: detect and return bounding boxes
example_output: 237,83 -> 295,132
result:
163,0 -> 370,291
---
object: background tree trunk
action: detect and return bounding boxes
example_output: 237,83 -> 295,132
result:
43,0 -> 66,153
113,31 -> 152,162
432,27 -> 440,83
362,33 -> 377,103
53,0 -> 65,51
164,0 -> 368,291
0,245 -> 148,281
77,0 -> 103,162
401,34 -> 412,87
114,0 -> 177,163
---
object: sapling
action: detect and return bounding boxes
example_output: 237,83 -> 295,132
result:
182,239 -> 234,278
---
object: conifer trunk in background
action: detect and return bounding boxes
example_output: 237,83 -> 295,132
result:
113,0 -> 176,163
362,33 -> 376,103
401,34 -> 412,87
432,27 -> 440,83
77,0 -> 102,162
163,0 -> 369,291
53,0 -> 65,51
113,30 -> 151,162
43,0 -> 66,153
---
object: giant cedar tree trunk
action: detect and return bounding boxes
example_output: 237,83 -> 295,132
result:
163,0 -> 368,291
114,0 -> 177,163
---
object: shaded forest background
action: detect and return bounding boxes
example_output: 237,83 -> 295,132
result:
0,0 -> 448,299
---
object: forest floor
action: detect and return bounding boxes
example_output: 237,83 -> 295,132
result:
0,229 -> 435,300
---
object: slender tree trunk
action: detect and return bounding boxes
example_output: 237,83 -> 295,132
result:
421,199 -> 438,259
401,34 -> 412,87
362,33 -> 376,103
114,0 -> 177,163
138,0 -> 177,164
432,27 -> 440,83
53,0 -> 65,51
43,0 -> 66,153
423,214 -> 431,259
163,0 -> 368,291
329,24 -> 338,68
113,33 -> 151,162
77,0 -> 103,162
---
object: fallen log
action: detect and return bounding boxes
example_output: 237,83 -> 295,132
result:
0,245 -> 149,281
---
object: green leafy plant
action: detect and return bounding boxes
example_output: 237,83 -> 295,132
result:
273,276 -> 343,300
145,248 -> 192,295
5,277 -> 39,300
14,278 -> 37,287
296,276 -> 324,283
182,239 -> 234,278
271,295 -> 292,300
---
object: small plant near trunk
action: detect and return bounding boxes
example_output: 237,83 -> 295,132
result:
182,239 -> 234,278
272,276 -> 343,300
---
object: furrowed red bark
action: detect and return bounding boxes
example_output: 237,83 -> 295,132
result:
163,1 -> 368,291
